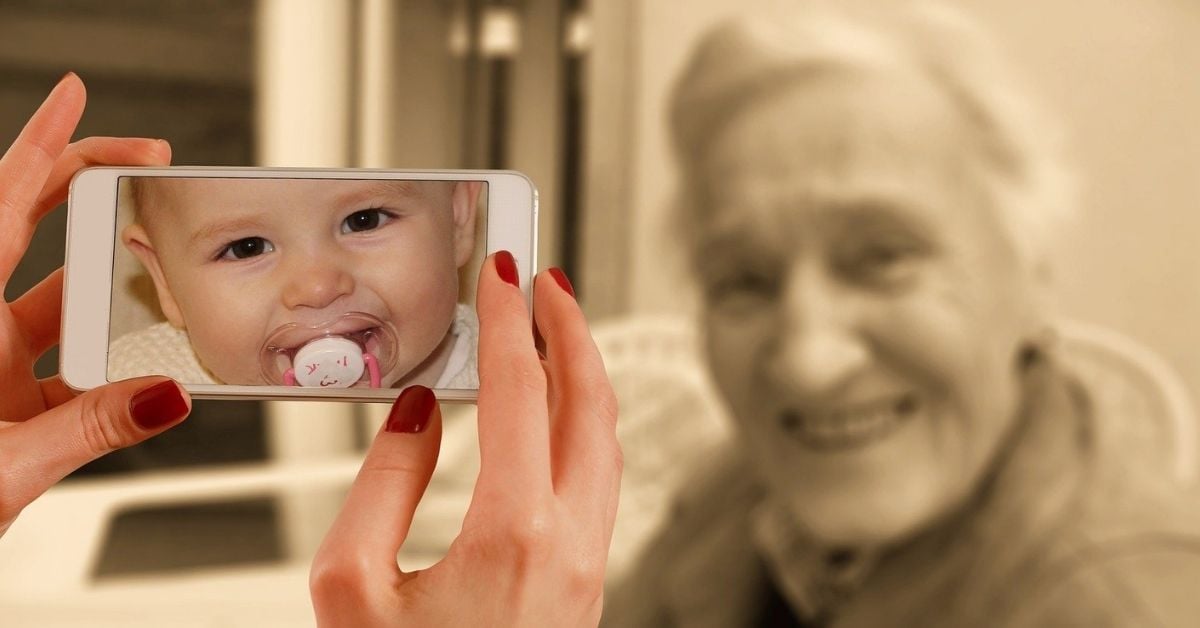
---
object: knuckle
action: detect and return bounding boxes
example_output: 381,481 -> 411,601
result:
70,138 -> 102,163
309,552 -> 373,605
502,508 -> 555,559
562,553 -> 606,602
77,393 -> 134,455
359,455 -> 429,479
25,131 -> 60,168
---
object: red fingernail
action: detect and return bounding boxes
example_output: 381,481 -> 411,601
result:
547,267 -> 575,298
386,385 -> 436,434
495,250 -> 519,287
129,380 -> 189,430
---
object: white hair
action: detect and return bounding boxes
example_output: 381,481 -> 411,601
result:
669,1 -> 1078,270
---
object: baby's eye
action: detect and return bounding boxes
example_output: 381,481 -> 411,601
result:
341,208 -> 395,234
219,237 -> 274,260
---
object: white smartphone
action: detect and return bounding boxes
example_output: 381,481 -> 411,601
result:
61,167 -> 538,403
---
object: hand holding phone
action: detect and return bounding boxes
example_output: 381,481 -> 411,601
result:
311,256 -> 620,627
62,167 -> 538,402
0,74 -> 192,540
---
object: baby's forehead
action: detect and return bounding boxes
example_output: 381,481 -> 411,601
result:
135,177 -> 451,214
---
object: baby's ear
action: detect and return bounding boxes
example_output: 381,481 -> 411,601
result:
122,223 -> 186,329
451,181 -> 482,267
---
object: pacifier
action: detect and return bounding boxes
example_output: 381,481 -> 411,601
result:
259,313 -> 398,388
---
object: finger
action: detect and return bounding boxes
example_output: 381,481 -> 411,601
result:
33,135 -> 171,223
310,386 -> 442,619
0,375 -> 78,426
0,73 -> 85,285
0,377 -> 189,524
473,251 -> 552,501
40,375 -> 79,409
536,269 -> 621,522
10,267 -> 64,359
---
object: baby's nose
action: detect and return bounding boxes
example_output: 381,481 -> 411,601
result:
281,259 -> 355,311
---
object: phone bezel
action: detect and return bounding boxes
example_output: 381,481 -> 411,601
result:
61,166 -> 538,402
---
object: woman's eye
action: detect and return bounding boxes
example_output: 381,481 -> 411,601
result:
219,237 -> 274,260
861,245 -> 906,268
843,242 -> 922,284
706,270 -> 778,305
342,209 -> 394,234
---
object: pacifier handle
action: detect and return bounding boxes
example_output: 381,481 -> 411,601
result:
281,354 -> 381,387
364,353 -> 382,388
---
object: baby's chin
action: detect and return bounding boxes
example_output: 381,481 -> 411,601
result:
201,359 -> 271,386
212,372 -> 272,386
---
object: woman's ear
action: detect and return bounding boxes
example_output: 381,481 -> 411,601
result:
122,223 -> 186,329
451,181 -> 482,268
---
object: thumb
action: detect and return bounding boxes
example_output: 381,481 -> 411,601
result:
1,377 -> 190,525
311,385 -> 443,615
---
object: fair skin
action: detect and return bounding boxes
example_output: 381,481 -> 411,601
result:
693,69 -> 1045,547
0,75 -> 192,539
4,75 -> 621,625
310,263 -> 621,626
123,178 -> 481,387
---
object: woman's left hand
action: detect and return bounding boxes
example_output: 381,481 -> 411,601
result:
0,74 -> 192,539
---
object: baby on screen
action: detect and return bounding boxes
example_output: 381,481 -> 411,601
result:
108,177 -> 482,389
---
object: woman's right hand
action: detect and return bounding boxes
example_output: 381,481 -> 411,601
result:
310,255 -> 621,626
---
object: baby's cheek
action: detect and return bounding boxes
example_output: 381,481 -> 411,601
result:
196,316 -> 269,384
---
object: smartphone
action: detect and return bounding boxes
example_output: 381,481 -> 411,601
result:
61,167 -> 537,402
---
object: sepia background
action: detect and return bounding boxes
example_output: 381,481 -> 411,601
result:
1,0 -> 1197,626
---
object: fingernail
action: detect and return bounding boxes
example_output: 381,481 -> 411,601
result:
130,380 -> 189,430
547,267 -> 575,298
386,385 -> 436,434
495,250 -> 519,287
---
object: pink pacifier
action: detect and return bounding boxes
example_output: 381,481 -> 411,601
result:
259,312 -> 398,388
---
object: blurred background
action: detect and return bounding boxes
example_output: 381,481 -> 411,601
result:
1,0 -> 1198,625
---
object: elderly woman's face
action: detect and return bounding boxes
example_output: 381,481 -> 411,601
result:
695,70 -> 1042,546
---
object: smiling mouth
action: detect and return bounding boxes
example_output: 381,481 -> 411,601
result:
778,394 -> 920,451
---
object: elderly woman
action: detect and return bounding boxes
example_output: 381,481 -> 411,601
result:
605,5 -> 1200,627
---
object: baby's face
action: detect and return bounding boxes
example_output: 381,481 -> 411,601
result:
124,178 -> 478,386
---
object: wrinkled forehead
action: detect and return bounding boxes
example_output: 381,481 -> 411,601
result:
691,69 -> 994,241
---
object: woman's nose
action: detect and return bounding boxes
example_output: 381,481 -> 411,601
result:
280,255 -> 355,311
766,268 -> 870,398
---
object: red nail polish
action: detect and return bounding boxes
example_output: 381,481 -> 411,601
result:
129,380 -> 189,430
386,385 -> 436,434
495,251 -> 519,287
547,267 -> 575,298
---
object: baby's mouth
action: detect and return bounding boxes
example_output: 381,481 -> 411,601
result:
776,394 -> 921,451
279,322 -> 380,353
259,312 -> 399,387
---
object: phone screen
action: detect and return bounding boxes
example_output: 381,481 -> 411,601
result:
108,176 -> 488,391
